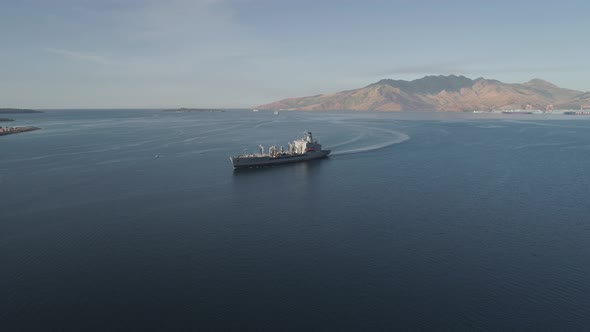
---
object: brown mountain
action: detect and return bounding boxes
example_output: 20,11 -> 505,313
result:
256,75 -> 588,111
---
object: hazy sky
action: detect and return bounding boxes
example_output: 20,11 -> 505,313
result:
2,0 -> 589,108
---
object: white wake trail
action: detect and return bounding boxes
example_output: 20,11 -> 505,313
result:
331,127 -> 409,156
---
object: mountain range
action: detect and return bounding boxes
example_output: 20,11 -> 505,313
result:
257,75 -> 590,112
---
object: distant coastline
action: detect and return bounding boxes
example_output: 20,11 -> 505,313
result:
162,108 -> 225,113
0,126 -> 41,136
256,75 -> 590,112
0,108 -> 43,114
0,111 -> 42,136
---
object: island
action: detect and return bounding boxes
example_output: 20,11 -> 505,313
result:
0,126 -> 41,136
0,118 -> 15,122
0,108 -> 43,114
256,75 -> 590,112
162,108 -> 225,112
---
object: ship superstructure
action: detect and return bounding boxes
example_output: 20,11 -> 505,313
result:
230,131 -> 331,168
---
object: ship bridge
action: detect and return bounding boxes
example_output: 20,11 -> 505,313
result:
292,132 -> 321,154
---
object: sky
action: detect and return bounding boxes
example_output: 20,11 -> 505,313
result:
1,0 -> 590,108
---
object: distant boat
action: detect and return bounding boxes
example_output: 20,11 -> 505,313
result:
274,111 -> 279,115
252,109 -> 259,112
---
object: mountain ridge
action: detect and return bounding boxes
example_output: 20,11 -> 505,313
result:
257,75 -> 589,112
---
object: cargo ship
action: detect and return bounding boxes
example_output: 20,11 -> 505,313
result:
230,132 -> 331,168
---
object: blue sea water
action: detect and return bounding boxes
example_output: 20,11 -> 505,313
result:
1,110 -> 590,330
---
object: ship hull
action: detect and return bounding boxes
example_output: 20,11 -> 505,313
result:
231,150 -> 331,168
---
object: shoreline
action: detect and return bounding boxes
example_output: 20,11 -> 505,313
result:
162,108 -> 226,112
0,108 -> 43,114
0,126 -> 41,136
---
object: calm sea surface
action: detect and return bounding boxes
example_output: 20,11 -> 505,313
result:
2,110 -> 590,330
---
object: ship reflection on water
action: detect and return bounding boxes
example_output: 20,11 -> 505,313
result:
231,157 -> 328,190
230,158 -> 328,205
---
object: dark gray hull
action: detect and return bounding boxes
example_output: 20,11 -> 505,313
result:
231,150 -> 330,168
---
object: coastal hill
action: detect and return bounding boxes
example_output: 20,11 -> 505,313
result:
256,75 -> 588,111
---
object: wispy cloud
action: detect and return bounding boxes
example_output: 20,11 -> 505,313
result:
373,58 -> 489,77
45,48 -> 114,65
369,59 -> 581,81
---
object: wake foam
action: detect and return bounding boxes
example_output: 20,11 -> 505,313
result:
331,127 -> 409,156
329,132 -> 366,149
